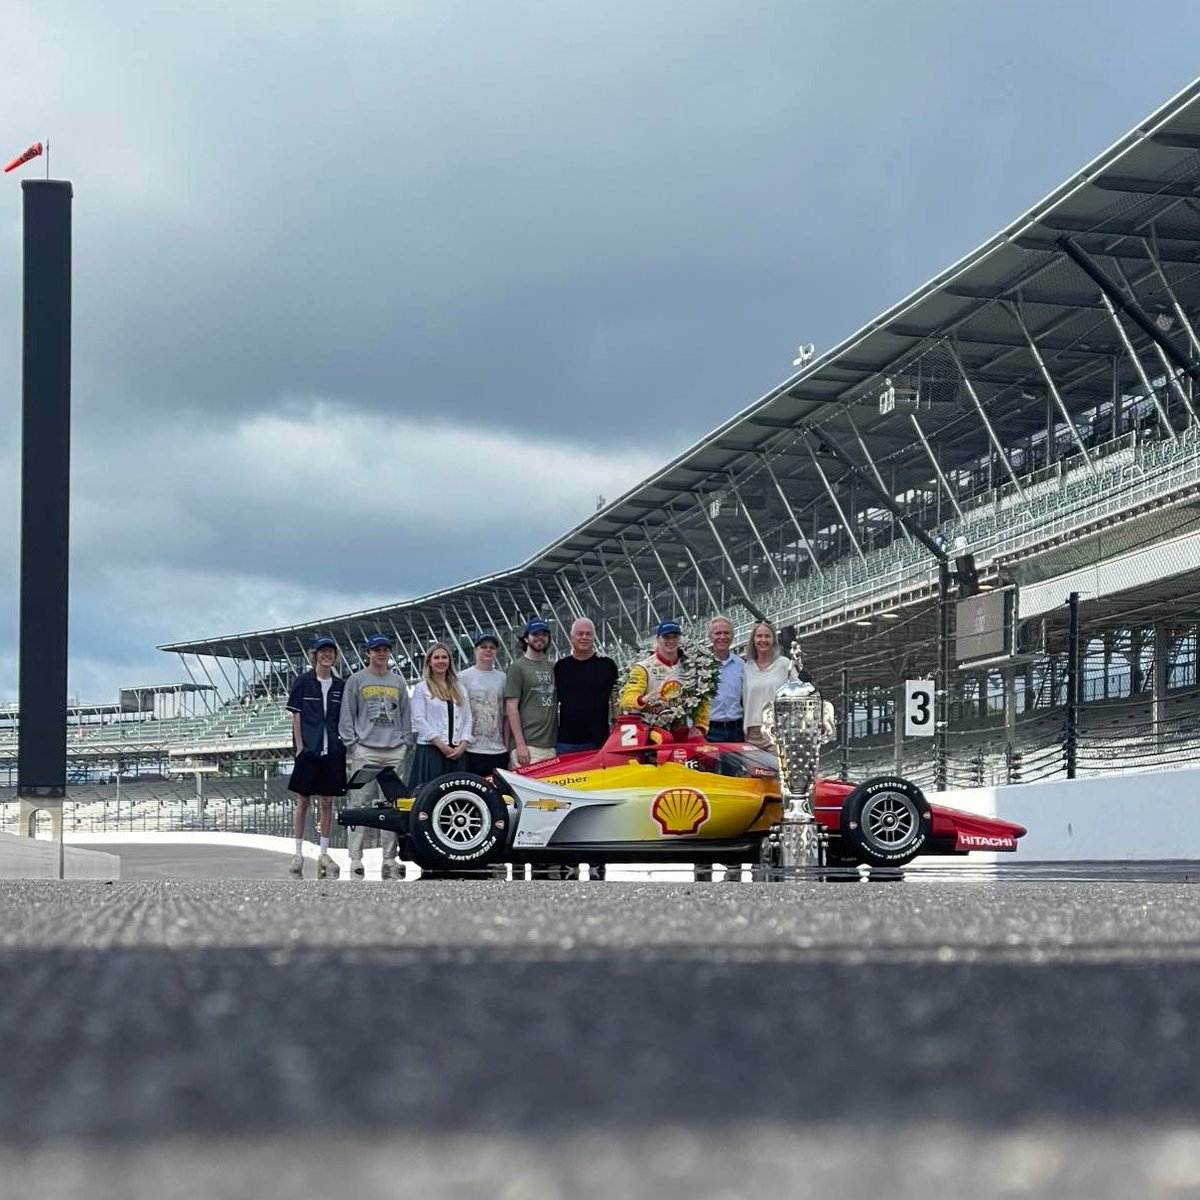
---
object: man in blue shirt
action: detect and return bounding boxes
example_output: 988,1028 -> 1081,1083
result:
706,616 -> 745,743
286,635 -> 346,879
697,616 -> 744,883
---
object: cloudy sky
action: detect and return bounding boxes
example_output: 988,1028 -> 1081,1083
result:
1,0 -> 1199,702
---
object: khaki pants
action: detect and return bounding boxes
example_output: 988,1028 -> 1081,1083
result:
511,745 -> 557,769
345,744 -> 409,865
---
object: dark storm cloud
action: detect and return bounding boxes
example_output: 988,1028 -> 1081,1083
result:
1,0 -> 1199,697
28,0 -> 1200,438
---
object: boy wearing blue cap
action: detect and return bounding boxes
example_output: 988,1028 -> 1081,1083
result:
286,635 -> 346,879
504,618 -> 558,767
619,620 -> 711,740
460,632 -> 510,777
337,633 -> 414,878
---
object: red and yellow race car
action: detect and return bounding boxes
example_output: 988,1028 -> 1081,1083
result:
339,715 -> 1025,874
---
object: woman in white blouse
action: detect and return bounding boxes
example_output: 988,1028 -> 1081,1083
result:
741,622 -> 797,748
409,643 -> 474,788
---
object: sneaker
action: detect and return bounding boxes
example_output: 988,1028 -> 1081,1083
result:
288,855 -> 304,878
350,861 -> 365,879
380,860 -> 406,880
317,853 -> 340,880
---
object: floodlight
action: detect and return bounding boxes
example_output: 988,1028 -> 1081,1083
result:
792,343 -> 815,367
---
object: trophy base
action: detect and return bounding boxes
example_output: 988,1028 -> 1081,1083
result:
755,817 -> 822,879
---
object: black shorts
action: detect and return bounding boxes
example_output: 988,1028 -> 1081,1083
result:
288,753 -> 347,798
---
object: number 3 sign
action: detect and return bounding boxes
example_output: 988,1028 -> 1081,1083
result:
904,680 -> 936,738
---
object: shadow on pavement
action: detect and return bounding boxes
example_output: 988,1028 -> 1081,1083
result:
1,942 -> 1197,1144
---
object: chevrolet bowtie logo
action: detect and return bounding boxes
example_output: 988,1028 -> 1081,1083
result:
525,799 -> 571,811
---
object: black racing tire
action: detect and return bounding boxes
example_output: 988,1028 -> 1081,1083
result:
839,776 -> 931,868
407,774 -> 509,871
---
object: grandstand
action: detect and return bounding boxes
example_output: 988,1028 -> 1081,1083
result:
68,75 -> 1200,805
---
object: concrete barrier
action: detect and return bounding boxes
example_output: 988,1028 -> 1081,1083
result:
0,831 -> 121,880
930,763 -> 1200,860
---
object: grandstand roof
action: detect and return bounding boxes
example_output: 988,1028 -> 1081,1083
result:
163,76 -> 1200,675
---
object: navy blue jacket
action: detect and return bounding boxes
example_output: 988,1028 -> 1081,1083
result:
286,671 -> 346,758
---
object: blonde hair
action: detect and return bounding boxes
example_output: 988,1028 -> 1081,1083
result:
746,621 -> 779,667
308,644 -> 339,668
422,642 -> 464,705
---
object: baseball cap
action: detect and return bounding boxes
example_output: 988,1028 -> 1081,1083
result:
473,631 -> 500,647
521,618 -> 551,636
656,620 -> 683,637
309,635 -> 337,651
363,633 -> 393,650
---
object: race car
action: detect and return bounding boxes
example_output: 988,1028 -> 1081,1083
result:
338,714 -> 1026,874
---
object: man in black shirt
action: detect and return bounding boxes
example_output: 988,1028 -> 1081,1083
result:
554,618 -> 619,754
554,617 -> 619,881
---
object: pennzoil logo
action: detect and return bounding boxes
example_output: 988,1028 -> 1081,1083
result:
525,798 -> 571,812
652,786 -> 709,835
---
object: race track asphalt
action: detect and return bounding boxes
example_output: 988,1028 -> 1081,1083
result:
1,875 -> 1198,1200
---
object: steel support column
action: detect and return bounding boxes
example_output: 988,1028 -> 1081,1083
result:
839,666 -> 850,782
909,414 -> 967,524
1064,593 -> 1081,778
1111,259 -> 1197,427
846,414 -> 913,547
803,440 -> 867,563
1097,292 -> 1179,442
1009,303 -> 1099,475
669,519 -> 728,617
556,572 -> 589,624
947,341 -> 1027,502
760,455 -> 824,577
640,526 -> 691,619
935,563 -> 950,792
594,550 -> 643,639
698,501 -> 768,620
1059,235 -> 1200,383
1152,619 -> 1169,752
726,476 -> 786,589
1145,230 -> 1200,357
534,578 -> 568,628
618,535 -> 662,624
572,569 -> 625,652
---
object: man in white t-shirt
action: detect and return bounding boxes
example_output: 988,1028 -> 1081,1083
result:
459,632 -> 509,777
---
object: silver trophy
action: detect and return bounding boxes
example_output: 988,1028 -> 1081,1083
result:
759,645 -> 824,873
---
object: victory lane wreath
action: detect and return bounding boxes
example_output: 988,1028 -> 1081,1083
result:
623,641 -> 720,730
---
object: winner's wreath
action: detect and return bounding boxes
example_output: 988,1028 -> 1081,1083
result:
621,641 -> 720,730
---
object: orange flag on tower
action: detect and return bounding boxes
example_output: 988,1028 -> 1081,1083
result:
4,142 -> 43,173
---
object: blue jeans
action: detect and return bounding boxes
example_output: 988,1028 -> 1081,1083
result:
556,741 -> 601,756
706,719 -> 745,744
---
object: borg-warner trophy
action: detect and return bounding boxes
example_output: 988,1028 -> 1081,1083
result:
759,647 -> 825,874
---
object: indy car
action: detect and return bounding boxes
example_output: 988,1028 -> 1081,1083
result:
338,714 -> 1025,874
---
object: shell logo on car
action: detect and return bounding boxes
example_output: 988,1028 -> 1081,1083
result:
652,786 -> 709,836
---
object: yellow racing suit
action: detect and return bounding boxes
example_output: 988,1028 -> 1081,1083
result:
619,651 -> 710,735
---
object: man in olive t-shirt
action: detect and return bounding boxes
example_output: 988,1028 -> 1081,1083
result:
505,618 -> 558,766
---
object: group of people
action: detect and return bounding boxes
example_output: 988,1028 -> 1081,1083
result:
284,613 -> 806,879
